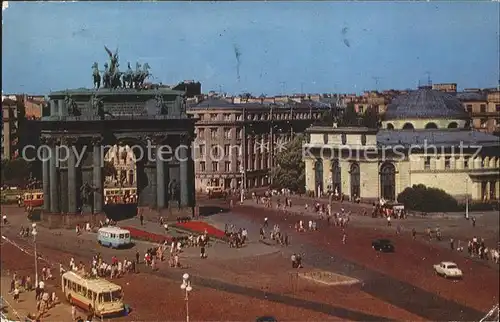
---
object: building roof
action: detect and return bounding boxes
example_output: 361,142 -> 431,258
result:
384,87 -> 469,121
455,92 -> 487,102
377,129 -> 500,148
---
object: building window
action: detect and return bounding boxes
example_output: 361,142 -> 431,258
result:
424,157 -> 431,169
210,128 -> 217,139
224,161 -> 231,172
341,134 -> 347,145
380,163 -> 396,201
361,134 -> 367,146
199,114 -> 205,120
425,122 -> 438,129
199,144 -> 205,156
212,161 -> 218,172
444,156 -> 451,169
350,163 -> 360,199
480,104 -> 486,113
224,128 -> 231,139
200,161 -> 206,172
236,114 -> 242,121
237,129 -> 242,139
448,122 -> 458,129
198,128 -> 205,138
464,158 -> 469,168
323,134 -> 328,144
386,123 -> 394,130
211,145 -> 220,157
224,144 -> 230,156
466,105 -> 472,113
236,160 -> 241,172
210,114 -> 218,121
496,104 -> 500,112
402,123 -> 414,130
223,114 -> 231,121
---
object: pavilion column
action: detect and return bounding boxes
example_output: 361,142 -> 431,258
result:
58,99 -> 64,116
49,140 -> 59,213
485,181 -> 490,200
156,144 -> 166,209
67,138 -> 77,213
93,138 -> 103,213
42,141 -> 50,212
179,137 -> 189,207
50,100 -> 57,117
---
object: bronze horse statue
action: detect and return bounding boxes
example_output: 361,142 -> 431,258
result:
92,62 -> 101,89
132,63 -> 151,89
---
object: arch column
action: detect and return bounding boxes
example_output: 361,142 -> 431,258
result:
66,137 -> 78,213
92,137 -> 103,213
41,139 -> 51,212
155,135 -> 167,209
49,138 -> 59,213
179,135 -> 190,207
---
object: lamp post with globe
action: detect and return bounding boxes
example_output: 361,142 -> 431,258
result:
180,273 -> 193,322
31,223 -> 39,287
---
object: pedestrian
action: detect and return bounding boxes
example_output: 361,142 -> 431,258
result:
342,232 -> 347,244
412,228 -> 416,240
2,214 -> 7,225
200,244 -> 206,258
71,305 -> 77,320
13,287 -> 20,302
140,213 -> 144,226
387,216 -> 391,227
450,238 -> 454,251
472,217 -> 476,227
264,217 -> 268,227
135,251 -> 140,264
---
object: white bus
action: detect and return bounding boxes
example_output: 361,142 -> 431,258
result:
61,271 -> 124,317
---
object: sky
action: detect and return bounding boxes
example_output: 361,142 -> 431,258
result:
2,1 -> 499,96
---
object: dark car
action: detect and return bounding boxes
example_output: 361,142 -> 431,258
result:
372,239 -> 395,252
256,316 -> 277,322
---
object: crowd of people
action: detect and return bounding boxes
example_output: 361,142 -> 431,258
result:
7,270 -> 59,321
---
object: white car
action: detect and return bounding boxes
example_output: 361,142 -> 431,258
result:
433,261 -> 463,279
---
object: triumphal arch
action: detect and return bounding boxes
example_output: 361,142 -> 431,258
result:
39,47 -> 196,216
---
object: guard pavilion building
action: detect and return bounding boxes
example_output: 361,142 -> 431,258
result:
303,86 -> 500,203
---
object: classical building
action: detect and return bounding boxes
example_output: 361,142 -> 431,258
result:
1,97 -> 20,160
303,86 -> 500,203
188,98 -> 325,192
2,95 -> 45,160
457,90 -> 500,134
104,145 -> 137,187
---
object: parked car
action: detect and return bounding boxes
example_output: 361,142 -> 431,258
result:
433,261 -> 463,279
371,239 -> 395,252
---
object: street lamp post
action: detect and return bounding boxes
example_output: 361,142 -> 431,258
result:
180,273 -> 193,322
31,223 -> 38,287
239,167 -> 245,204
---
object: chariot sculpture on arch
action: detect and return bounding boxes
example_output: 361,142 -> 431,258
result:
92,46 -> 152,90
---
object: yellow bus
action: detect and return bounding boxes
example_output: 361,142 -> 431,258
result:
61,271 -> 124,317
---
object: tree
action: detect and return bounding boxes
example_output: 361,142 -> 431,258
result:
362,106 -> 380,128
397,184 -> 458,212
103,161 -> 117,178
339,102 -> 359,126
1,159 -> 33,186
270,134 -> 305,193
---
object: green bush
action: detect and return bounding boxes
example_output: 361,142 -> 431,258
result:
397,184 -> 459,212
